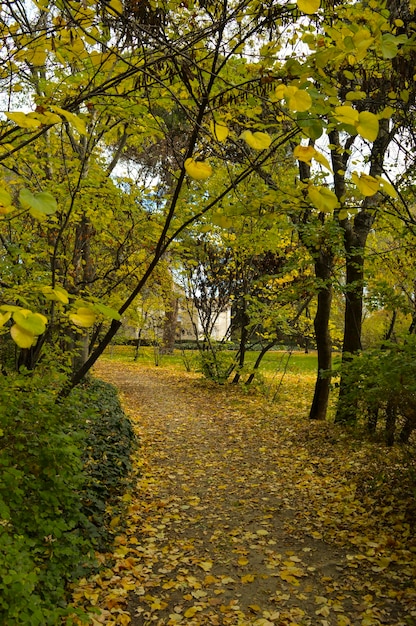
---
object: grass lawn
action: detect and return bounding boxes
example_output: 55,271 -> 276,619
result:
103,344 -> 319,375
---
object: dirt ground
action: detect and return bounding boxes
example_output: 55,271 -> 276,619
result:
70,360 -> 416,626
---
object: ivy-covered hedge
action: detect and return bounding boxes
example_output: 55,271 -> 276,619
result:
0,373 -> 136,625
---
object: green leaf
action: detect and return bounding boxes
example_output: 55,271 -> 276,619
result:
19,189 -> 58,216
94,303 -> 121,321
13,311 -> 47,335
381,34 -> 399,59
297,115 -> 323,140
0,189 -> 12,207
0,188 -> 14,215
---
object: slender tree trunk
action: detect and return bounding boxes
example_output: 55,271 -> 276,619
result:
232,306 -> 249,384
309,251 -> 333,420
245,340 -> 277,385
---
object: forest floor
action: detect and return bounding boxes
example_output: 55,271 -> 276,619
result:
70,360 -> 416,626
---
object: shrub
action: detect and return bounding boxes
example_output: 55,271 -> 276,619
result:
0,372 -> 136,624
336,339 -> 416,445
76,378 -> 137,545
198,347 -> 235,384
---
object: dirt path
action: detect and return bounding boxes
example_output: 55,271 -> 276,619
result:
72,360 -> 415,626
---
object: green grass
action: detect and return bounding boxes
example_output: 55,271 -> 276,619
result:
102,344 -> 319,375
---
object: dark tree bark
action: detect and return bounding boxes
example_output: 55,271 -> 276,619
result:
335,119 -> 390,424
245,340 -> 277,385
309,251 -> 333,420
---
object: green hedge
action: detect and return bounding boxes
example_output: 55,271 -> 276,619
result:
0,372 -> 136,625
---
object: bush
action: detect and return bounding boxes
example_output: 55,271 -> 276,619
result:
336,339 -> 416,444
198,347 -> 235,383
0,372 -> 136,625
76,378 -> 137,545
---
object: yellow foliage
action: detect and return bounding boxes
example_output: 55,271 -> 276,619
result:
351,171 -> 379,196
241,130 -> 272,150
69,307 -> 97,328
184,158 -> 213,180
297,0 -> 321,13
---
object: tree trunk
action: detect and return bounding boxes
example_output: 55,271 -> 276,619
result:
246,340 -> 277,385
335,119 -> 390,424
161,297 -> 179,354
232,307 -> 249,384
334,212 -> 372,424
309,251 -> 333,420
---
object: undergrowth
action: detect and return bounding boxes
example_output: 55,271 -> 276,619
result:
0,372 -> 136,625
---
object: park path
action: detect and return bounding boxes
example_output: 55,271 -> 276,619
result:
71,360 -> 414,626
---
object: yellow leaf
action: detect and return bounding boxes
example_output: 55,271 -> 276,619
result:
297,0 -> 320,13
286,86 -> 312,112
0,311 -> 11,327
150,599 -> 167,610
107,0 -> 123,15
241,574 -> 255,583
376,176 -> 397,198
237,557 -> 249,566
313,151 -> 333,172
184,607 -> 200,618
356,111 -> 379,142
39,111 -> 62,125
316,604 -> 330,617
27,48 -> 47,66
351,171 -> 379,196
210,120 -> 229,142
69,307 -> 97,328
198,560 -> 213,571
220,576 -> 235,584
204,575 -> 217,585
275,84 -> 287,99
293,145 -> 316,164
10,324 -> 36,348
184,158 -> 213,180
334,105 -> 359,126
308,185 -> 339,212
5,112 -> 42,129
42,285 -> 69,304
50,106 -> 87,136
241,130 -> 272,150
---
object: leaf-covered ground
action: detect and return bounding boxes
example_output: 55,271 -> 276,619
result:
70,361 -> 416,626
